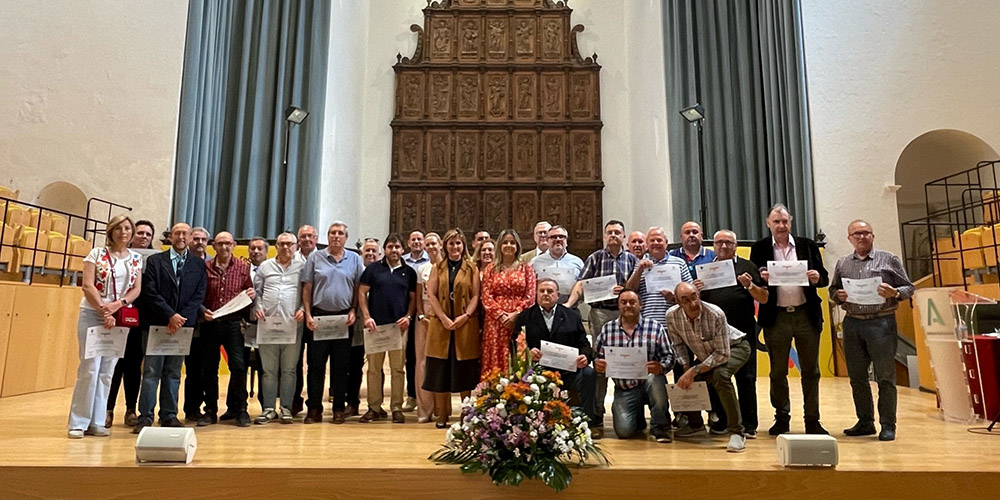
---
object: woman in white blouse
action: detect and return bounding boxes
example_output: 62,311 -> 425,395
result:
68,214 -> 143,439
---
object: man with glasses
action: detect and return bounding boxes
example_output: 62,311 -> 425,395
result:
529,225 -> 584,305
198,231 -> 256,427
292,224 -> 318,415
699,230 -> 768,438
520,221 -> 552,264
830,220 -> 913,441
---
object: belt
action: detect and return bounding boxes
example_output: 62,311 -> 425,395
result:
778,305 -> 806,313
846,310 -> 895,321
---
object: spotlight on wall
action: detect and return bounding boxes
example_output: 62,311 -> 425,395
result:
284,106 -> 309,124
680,103 -> 705,123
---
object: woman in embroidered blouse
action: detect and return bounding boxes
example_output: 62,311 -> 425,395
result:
68,214 -> 143,439
479,229 -> 536,376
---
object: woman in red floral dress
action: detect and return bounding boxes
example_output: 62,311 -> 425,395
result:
479,229 -> 536,377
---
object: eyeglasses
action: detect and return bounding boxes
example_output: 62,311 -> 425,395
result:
715,241 -> 737,247
850,231 -> 873,238
548,234 -> 567,240
276,241 -> 296,247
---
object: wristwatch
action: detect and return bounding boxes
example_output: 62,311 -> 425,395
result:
121,299 -> 128,306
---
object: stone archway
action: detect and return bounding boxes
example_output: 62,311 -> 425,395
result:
34,181 -> 88,236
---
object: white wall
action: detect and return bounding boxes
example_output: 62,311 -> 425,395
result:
332,0 -> 672,243
802,0 -> 1000,263
0,0 -> 189,235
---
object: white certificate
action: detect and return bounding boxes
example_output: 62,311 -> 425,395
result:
536,266 -> 578,294
146,326 -> 194,356
644,264 -> 683,294
539,340 -> 579,372
84,326 -> 129,359
843,277 -> 885,305
604,346 -> 647,380
767,260 -> 809,286
582,275 -> 618,304
243,323 -> 258,348
258,316 -> 298,345
364,323 -> 404,354
667,382 -> 712,412
696,259 -> 738,290
312,314 -> 350,341
211,290 -> 253,319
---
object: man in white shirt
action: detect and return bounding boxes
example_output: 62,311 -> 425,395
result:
519,221 -> 551,263
530,225 -> 584,305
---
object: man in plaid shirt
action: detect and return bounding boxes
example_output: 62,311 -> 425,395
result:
594,289 -> 674,442
566,220 -> 639,426
667,282 -> 750,453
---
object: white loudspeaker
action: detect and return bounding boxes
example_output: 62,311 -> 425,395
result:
135,427 -> 197,464
776,434 -> 838,467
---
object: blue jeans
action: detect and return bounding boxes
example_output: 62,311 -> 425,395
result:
843,315 -> 898,427
138,327 -> 183,423
611,374 -> 670,439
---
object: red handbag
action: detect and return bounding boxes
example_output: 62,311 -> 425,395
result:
108,251 -> 140,327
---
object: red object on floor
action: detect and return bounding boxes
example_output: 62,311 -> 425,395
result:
962,336 -> 1000,420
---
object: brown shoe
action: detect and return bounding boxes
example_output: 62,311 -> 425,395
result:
331,411 -> 345,424
359,409 -> 381,423
392,410 -> 405,424
591,427 -> 604,440
378,408 -> 388,419
303,409 -> 323,424
344,405 -> 359,417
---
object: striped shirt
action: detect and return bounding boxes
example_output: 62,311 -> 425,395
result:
637,253 -> 693,325
579,247 -> 639,308
668,247 -> 716,279
204,257 -> 253,317
830,248 -> 914,316
665,302 -> 732,369
595,315 -> 674,390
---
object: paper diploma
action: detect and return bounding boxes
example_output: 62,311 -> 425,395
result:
644,264 -> 683,294
85,326 -> 129,359
243,324 -> 258,348
146,326 -> 194,356
767,260 -> 809,286
843,277 -> 885,305
696,260 -> 738,290
667,382 -> 712,412
604,346 -> 648,379
257,316 -> 298,345
364,323 -> 404,354
536,266 -> 578,294
582,275 -> 618,303
312,315 -> 350,341
211,290 -> 252,319
539,340 -> 579,372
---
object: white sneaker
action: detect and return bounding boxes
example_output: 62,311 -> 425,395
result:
255,408 -> 278,425
727,433 -> 746,453
85,426 -> 110,437
402,397 -> 417,412
68,429 -> 84,439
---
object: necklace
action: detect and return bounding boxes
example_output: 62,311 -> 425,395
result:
448,259 -> 462,273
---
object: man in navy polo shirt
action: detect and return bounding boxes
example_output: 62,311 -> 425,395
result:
668,221 -> 716,280
358,234 -> 417,424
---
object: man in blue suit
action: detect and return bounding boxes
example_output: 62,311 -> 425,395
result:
133,223 -> 208,433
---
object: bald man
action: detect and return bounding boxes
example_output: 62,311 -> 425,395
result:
198,231 -> 256,428
668,221 -> 716,279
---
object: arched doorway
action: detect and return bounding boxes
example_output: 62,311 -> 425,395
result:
34,181 -> 88,236
895,129 -> 999,279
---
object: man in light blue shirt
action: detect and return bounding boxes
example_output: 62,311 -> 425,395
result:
530,225 -> 583,305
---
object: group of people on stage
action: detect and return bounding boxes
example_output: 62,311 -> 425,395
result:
67,203 -> 913,453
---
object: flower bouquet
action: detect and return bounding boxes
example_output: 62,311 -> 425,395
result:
429,330 -> 609,492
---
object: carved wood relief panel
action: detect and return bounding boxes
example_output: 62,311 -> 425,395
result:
391,0 -> 604,255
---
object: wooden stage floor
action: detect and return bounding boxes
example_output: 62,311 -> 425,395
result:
1,377 -> 998,499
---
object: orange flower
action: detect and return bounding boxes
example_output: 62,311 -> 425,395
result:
544,400 -> 572,424
518,404 -> 528,414
541,370 -> 563,385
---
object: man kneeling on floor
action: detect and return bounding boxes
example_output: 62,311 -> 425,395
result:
667,282 -> 749,453
594,289 -> 674,442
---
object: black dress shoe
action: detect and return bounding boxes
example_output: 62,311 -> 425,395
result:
303,409 -> 323,424
768,420 -> 790,436
292,400 -> 304,417
161,416 -> 184,428
878,427 -> 896,441
805,421 -> 829,435
132,418 -> 152,434
843,422 -> 877,436
219,410 -> 237,421
236,411 -> 251,428
197,413 -> 218,427
378,408 -> 388,419
184,411 -> 204,424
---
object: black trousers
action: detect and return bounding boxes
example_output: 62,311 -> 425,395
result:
201,319 -> 248,414
107,326 -> 144,411
183,331 -> 205,417
307,308 -> 352,412
346,344 -> 366,408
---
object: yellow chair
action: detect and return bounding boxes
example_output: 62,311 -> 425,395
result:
934,232 -> 964,286
67,236 -> 90,272
44,231 -> 68,270
28,209 -> 53,233
0,186 -> 18,200
49,214 -> 69,236
4,205 -> 30,228
1,224 -> 22,265
960,227 -> 987,270
17,227 -> 50,269
981,224 -> 1000,267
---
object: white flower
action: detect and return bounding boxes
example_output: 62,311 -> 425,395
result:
523,396 -> 532,405
513,448 -> 521,457
500,377 -> 510,386
530,430 -> 538,438
530,383 -> 540,393
495,384 -> 503,391
572,416 -> 581,424
548,383 -> 556,391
